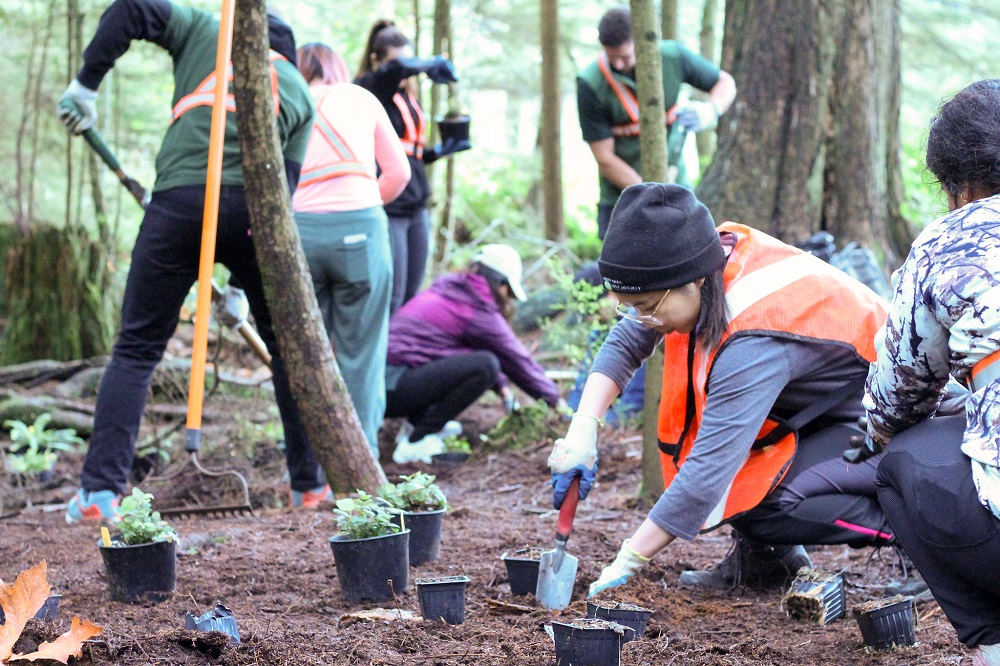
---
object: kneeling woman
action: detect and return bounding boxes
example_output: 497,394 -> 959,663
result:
386,244 -> 561,463
549,183 -> 896,594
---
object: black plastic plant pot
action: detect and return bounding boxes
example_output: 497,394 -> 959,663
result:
501,547 -> 543,596
552,619 -> 626,666
437,115 -> 471,142
586,601 -> 652,641
98,537 -> 177,604
390,509 -> 445,566
0,594 -> 61,625
415,576 -> 470,624
329,530 -> 410,604
431,452 -> 470,465
853,596 -> 917,650
784,570 -> 846,625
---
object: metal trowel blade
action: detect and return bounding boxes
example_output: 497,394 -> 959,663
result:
536,549 -> 578,610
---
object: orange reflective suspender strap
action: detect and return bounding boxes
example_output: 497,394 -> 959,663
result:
969,348 -> 1000,392
392,91 -> 425,159
171,52 -> 285,123
596,51 -> 676,138
298,89 -> 374,188
187,0 -> 236,442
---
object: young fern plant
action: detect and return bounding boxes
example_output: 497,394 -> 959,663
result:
334,491 -> 400,540
377,472 -> 447,513
115,488 -> 178,545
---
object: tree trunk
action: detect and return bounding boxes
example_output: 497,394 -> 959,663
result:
695,0 -> 719,160
429,0 -> 452,269
698,0 -> 913,263
540,0 -> 564,242
661,0 -> 678,41
630,0 -> 667,501
231,0 -> 386,494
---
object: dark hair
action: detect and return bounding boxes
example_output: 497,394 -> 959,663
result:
598,7 -> 632,47
471,262 -> 515,321
297,42 -> 350,85
926,78 -> 1000,198
695,270 -> 728,351
358,19 -> 412,77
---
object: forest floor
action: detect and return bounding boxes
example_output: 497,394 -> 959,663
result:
0,328 -> 971,666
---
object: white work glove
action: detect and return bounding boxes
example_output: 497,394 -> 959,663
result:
56,80 -> 99,135
224,285 -> 249,323
588,539 -> 651,597
675,100 -> 719,133
547,413 -> 599,474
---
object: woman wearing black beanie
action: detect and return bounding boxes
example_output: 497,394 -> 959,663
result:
548,183 -> 917,596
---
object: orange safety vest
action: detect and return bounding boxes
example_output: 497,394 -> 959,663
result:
170,51 -> 285,123
657,223 -> 888,532
297,87 -> 374,188
597,51 -> 677,138
392,91 -> 425,159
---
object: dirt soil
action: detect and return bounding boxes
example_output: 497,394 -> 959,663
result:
0,335 -> 970,665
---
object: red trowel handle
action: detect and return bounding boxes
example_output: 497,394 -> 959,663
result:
557,477 -> 581,541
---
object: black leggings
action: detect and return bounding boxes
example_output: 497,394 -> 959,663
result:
385,351 -> 500,440
876,415 -> 1000,647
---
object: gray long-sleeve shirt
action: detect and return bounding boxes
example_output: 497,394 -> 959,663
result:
592,319 -> 868,540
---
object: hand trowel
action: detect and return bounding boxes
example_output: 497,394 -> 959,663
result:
536,477 -> 580,609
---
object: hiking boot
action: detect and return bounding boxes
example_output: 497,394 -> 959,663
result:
885,545 -> 932,600
392,433 -> 445,464
290,484 -> 333,509
65,489 -> 119,524
679,532 -> 812,590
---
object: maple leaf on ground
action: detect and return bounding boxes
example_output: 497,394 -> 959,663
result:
10,617 -> 102,664
0,562 -> 51,663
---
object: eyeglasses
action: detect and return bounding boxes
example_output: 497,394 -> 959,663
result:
614,290 -> 670,326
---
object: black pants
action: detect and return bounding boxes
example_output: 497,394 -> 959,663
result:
385,351 -> 500,440
733,423 -> 894,547
876,415 -> 1000,647
81,185 -> 324,495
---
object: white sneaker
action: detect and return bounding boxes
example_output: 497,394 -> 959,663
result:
437,420 -> 463,439
974,645 -> 1000,666
392,433 -> 446,464
395,420 -> 415,445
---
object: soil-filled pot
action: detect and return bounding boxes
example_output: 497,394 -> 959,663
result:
431,452 -> 470,466
390,509 -> 445,566
0,594 -> 60,624
586,601 -> 652,641
98,537 -> 176,603
853,596 -> 917,650
552,618 -> 626,666
415,576 -> 470,624
437,115 -> 471,142
784,570 -> 846,625
329,530 -> 410,604
501,547 -> 543,596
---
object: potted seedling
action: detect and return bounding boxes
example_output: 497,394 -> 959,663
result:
329,491 -> 409,603
4,413 -> 83,487
414,575 -> 471,624
551,618 -> 628,666
432,436 -> 471,465
98,488 -> 178,603
782,569 -> 847,625
853,595 -> 918,650
586,601 -> 653,642
378,472 -> 447,566
501,546 -> 544,596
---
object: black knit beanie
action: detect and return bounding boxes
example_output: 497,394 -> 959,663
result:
598,183 -> 725,293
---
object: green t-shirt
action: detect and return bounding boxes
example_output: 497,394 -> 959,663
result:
576,40 -> 720,204
153,5 -> 314,192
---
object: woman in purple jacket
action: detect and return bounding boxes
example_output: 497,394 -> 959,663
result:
386,244 -> 562,463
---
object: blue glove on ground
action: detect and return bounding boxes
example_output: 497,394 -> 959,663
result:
426,57 -> 458,84
434,136 -> 472,158
552,463 -> 597,509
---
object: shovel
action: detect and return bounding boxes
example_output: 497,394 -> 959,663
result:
536,477 -> 580,610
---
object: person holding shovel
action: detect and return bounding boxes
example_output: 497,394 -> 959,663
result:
56,0 -> 320,520
549,183 -> 907,595
863,79 -> 1000,665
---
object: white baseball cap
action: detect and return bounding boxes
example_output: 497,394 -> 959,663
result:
473,244 -> 527,301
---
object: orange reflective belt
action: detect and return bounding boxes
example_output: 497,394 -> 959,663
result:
969,348 -> 1000,392
392,91 -> 424,159
298,90 -> 372,188
171,52 -> 285,123
597,51 -> 676,138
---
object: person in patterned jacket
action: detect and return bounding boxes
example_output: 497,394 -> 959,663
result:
865,79 -> 1000,665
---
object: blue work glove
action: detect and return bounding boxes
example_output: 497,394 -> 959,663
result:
674,100 -> 719,133
433,136 -> 472,158
551,463 -> 597,510
588,539 -> 651,597
56,80 -> 99,135
425,57 -> 458,84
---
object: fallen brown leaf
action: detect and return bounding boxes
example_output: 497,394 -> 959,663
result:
10,616 -> 103,663
0,562 -> 50,663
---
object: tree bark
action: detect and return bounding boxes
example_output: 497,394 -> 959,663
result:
698,0 -> 913,264
695,0 -> 719,160
231,0 -> 386,494
630,0 -> 667,501
540,0 -> 564,242
429,0 -> 452,269
661,0 -> 678,41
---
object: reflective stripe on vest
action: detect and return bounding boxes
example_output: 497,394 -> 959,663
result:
969,348 -> 1000,392
393,91 -> 425,159
170,51 -> 285,124
656,223 -> 889,532
298,87 -> 373,188
597,51 -> 676,138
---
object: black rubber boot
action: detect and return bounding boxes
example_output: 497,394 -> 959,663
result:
884,545 -> 932,600
679,532 -> 812,590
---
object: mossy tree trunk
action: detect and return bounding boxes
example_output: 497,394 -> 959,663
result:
429,0 -> 453,269
540,0 -> 564,242
231,0 -> 386,494
695,0 -> 720,160
661,0 -> 678,41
